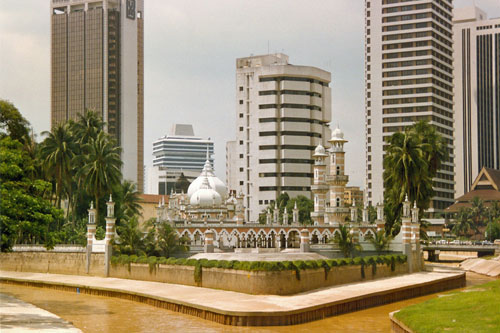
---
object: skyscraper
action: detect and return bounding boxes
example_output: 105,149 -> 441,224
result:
50,0 -> 144,192
146,124 -> 214,195
453,6 -> 500,197
226,54 -> 332,222
364,0 -> 454,212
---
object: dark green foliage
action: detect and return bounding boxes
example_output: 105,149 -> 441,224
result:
0,137 -> 64,251
383,121 -> 447,234
194,263 -> 202,284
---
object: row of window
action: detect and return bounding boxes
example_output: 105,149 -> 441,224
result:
259,172 -> 313,178
259,158 -> 314,164
259,76 -> 329,86
259,186 -> 311,192
259,103 -> 322,111
259,90 -> 321,97
259,131 -> 322,138
259,145 -> 315,151
383,105 -> 453,121
259,117 -> 324,124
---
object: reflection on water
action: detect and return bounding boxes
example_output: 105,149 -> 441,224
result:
0,272 -> 495,333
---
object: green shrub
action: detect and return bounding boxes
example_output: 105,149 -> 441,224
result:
137,256 -> 148,264
293,260 -> 307,270
129,255 -> 138,263
327,259 -> 338,267
186,259 -> 198,266
353,257 -> 365,266
305,260 -> 319,269
158,257 -> 168,265
194,263 -> 202,284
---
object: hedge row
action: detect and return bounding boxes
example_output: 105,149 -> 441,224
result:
110,254 -> 407,272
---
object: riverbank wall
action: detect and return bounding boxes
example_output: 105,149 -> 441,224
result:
0,270 -> 466,327
0,252 -> 408,295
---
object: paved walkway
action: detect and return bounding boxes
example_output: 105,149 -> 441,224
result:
0,269 -> 463,316
0,292 -> 82,333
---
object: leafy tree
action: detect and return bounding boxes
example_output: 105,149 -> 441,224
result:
40,123 -> 77,211
77,131 -> 122,226
0,137 -> 63,251
369,229 -> 393,254
0,99 -> 30,144
331,224 -> 362,258
485,221 -> 500,242
286,195 -> 313,225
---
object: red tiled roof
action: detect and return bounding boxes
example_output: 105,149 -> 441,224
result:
139,194 -> 169,204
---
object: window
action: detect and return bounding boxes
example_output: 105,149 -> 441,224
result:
239,100 -> 243,104
239,167 -> 243,172
239,113 -> 243,118
259,200 -> 263,205
239,140 -> 243,145
239,181 -> 244,185
239,126 -> 243,131
239,154 -> 243,158
239,86 -> 243,91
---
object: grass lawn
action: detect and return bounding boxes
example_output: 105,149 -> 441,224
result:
394,279 -> 500,333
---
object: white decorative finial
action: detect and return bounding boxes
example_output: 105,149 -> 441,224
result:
405,194 -> 409,202
413,201 -> 417,208
90,201 -> 94,209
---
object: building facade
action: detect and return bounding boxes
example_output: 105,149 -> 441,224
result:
147,124 -> 214,195
453,6 -> 500,197
227,54 -> 332,222
344,186 -> 364,206
50,0 -> 144,191
364,0 -> 455,212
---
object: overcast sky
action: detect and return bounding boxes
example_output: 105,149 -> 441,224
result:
1,0 -> 499,188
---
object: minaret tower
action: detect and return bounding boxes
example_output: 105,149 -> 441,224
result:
311,144 -> 328,225
326,126 -> 349,224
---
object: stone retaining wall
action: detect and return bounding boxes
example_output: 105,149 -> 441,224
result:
0,252 -> 105,277
0,252 -> 408,295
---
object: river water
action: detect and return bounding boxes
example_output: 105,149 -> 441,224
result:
0,272 -> 495,333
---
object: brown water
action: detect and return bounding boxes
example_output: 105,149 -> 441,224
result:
0,272 -> 495,333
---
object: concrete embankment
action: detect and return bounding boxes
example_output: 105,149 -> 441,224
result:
0,270 -> 465,326
0,292 -> 82,332
460,256 -> 500,277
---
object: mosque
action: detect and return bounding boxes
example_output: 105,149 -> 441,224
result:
154,127 -> 387,252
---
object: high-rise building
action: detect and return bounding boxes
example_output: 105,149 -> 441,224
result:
453,6 -> 500,197
146,124 -> 214,195
344,186 -> 364,206
227,54 -> 332,222
50,0 -> 144,192
152,124 -> 214,170
364,0 -> 454,212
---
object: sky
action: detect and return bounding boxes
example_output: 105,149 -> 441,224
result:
1,0 -> 499,188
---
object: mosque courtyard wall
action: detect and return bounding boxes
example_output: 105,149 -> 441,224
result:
0,251 -> 408,295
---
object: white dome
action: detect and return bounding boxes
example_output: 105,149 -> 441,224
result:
190,176 -> 222,207
313,144 -> 327,157
331,127 -> 345,141
187,159 -> 228,199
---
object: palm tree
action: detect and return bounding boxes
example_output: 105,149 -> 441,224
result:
469,197 -> 486,231
119,180 -> 142,219
331,224 -> 362,258
154,223 -> 188,258
78,131 -> 122,225
116,216 -> 145,255
383,130 -> 430,205
70,109 -> 104,146
40,123 -> 77,211
370,230 -> 393,254
452,208 -> 472,237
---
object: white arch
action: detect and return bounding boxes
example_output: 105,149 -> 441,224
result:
286,228 -> 301,238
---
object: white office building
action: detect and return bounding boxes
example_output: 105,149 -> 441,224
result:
147,124 -> 214,195
453,6 -> 500,197
364,0 -> 455,212
226,54 -> 332,222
